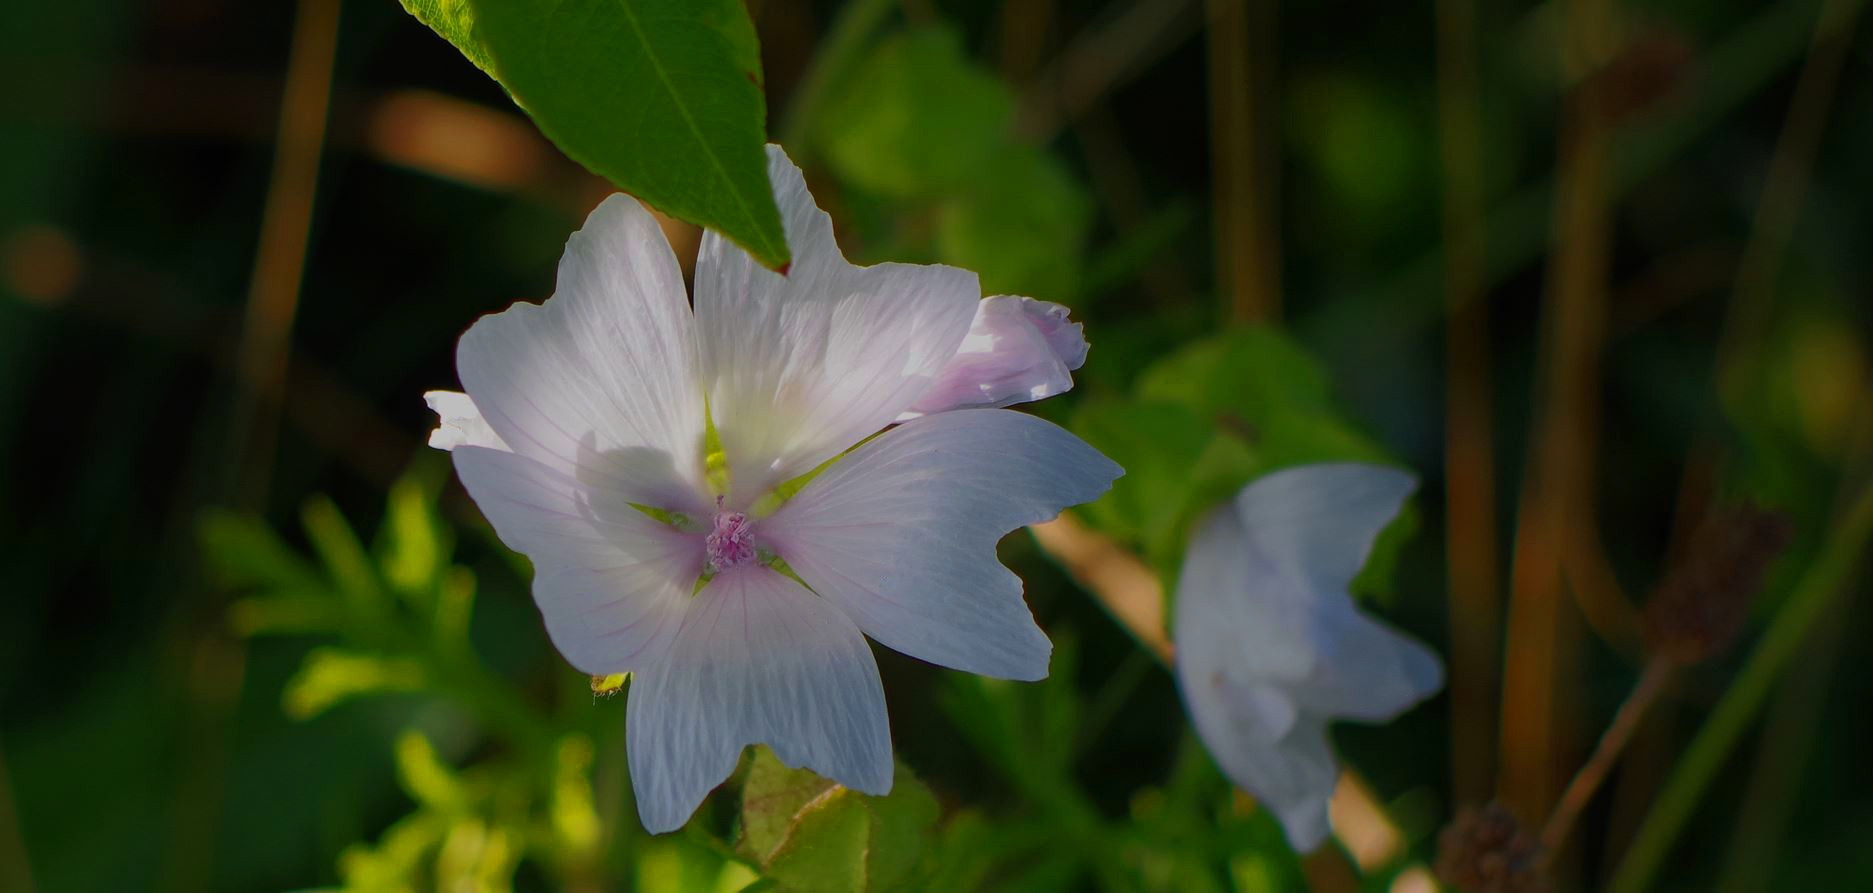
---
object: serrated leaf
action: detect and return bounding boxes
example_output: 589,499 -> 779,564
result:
397,0 -> 494,77
428,0 -> 790,270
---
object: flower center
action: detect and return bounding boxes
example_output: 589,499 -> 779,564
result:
704,504 -> 757,572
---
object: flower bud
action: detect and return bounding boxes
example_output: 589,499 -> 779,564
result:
1644,506 -> 1792,664
1436,803 -> 1552,893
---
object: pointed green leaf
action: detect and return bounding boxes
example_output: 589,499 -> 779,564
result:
396,0 -> 494,77
400,0 -> 790,269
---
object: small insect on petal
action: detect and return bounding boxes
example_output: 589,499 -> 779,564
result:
591,673 -> 630,698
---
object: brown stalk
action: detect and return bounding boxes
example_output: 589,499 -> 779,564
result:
1496,0 -> 1616,828
1537,657 -> 1673,861
1204,0 -> 1280,324
163,2 -> 342,890
1433,0 -> 1502,806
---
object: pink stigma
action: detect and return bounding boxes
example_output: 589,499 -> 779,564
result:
704,502 -> 757,572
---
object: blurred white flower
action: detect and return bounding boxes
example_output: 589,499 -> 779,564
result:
1173,463 -> 1443,851
424,145 -> 1119,833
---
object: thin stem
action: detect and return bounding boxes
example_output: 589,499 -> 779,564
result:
1716,385 -> 1873,892
1608,481 -> 1873,893
1497,0 -> 1614,822
226,0 -> 343,508
1711,0 -> 1864,408
1538,656 -> 1674,861
1204,0 -> 1280,324
1433,0 -> 1501,807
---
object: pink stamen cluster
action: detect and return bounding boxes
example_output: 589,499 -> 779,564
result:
704,500 -> 757,572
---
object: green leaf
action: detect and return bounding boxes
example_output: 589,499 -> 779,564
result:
393,729 -> 468,813
738,747 -> 940,891
302,495 -> 384,613
812,27 -> 1013,198
282,648 -> 427,719
403,0 -> 790,269
739,748 -> 837,864
380,474 -> 450,598
1136,328 -> 1335,421
1135,328 -> 1394,472
765,790 -> 869,893
396,0 -> 494,77
1133,328 -> 1416,600
860,763 -> 940,890
1071,400 -> 1212,551
936,147 -> 1093,299
198,510 -> 322,593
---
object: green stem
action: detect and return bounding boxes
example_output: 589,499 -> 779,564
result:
776,0 -> 898,150
1607,482 -> 1873,892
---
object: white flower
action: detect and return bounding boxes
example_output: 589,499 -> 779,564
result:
1172,463 -> 1443,851
424,145 -> 1120,833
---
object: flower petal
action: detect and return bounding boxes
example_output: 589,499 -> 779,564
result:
899,295 -> 1089,419
694,145 -> 979,503
423,390 -> 510,451
1173,505 -> 1327,685
457,194 -> 707,513
452,445 -> 698,675
1232,462 -> 1418,596
1173,464 -> 1445,853
626,565 -> 892,833
763,409 -> 1121,681
1284,607 -> 1445,724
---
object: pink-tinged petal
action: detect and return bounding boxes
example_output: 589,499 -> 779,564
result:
900,296 -> 1088,419
457,194 -> 708,514
1172,464 -> 1443,853
763,409 -> 1121,681
626,565 -> 892,833
423,390 -> 510,452
694,145 -> 979,504
452,445 -> 698,675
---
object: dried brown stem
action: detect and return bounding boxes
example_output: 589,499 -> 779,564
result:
1496,0 -> 1615,825
1434,0 -> 1502,806
1204,0 -> 1280,324
1538,657 -> 1674,862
